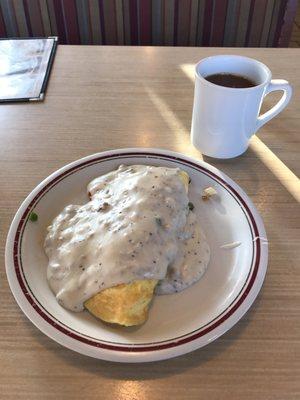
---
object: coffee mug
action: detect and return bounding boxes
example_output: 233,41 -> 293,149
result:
191,55 -> 292,158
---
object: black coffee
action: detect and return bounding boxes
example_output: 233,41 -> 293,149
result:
205,73 -> 256,88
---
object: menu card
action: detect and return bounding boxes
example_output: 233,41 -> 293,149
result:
0,37 -> 57,102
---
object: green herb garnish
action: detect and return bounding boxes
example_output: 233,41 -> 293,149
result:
188,202 -> 194,211
29,212 -> 38,222
155,217 -> 162,226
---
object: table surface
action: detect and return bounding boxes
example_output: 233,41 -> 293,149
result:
1,46 -> 299,400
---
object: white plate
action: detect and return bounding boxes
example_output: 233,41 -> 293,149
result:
5,148 -> 268,362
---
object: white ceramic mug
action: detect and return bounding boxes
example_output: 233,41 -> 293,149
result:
191,55 -> 292,158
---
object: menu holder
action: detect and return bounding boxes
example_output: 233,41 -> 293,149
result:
0,37 -> 58,103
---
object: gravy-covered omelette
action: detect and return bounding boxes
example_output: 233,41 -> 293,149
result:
44,165 -> 210,326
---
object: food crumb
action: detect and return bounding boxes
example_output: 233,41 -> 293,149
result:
202,186 -> 217,200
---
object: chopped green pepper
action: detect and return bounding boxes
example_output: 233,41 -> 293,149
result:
188,202 -> 194,211
29,212 -> 38,222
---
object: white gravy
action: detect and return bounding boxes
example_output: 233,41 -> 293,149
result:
44,165 -> 210,311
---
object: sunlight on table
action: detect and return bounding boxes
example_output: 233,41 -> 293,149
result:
180,63 -> 300,202
250,136 -> 300,202
144,85 -> 203,159
114,381 -> 148,400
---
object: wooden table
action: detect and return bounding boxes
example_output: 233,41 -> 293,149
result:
0,46 -> 299,400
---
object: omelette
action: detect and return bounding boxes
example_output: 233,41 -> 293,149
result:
44,165 -> 210,327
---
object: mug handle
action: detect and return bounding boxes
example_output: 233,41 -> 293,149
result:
255,79 -> 292,132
